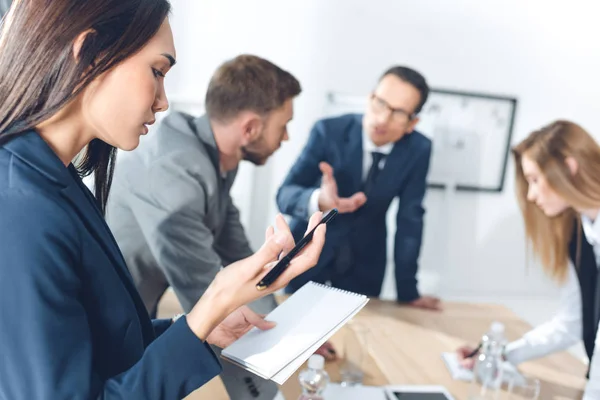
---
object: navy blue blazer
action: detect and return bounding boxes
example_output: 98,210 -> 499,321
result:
277,114 -> 431,302
0,131 -> 221,399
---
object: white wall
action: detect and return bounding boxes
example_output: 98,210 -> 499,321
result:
166,0 -> 600,300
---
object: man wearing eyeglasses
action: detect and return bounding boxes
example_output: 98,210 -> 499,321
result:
277,66 -> 440,310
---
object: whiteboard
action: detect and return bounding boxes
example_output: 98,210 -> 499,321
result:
325,89 -> 517,192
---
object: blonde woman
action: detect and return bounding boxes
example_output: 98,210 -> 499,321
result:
457,120 -> 600,399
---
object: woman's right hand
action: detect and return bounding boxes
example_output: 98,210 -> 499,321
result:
456,345 -> 478,369
186,212 -> 326,341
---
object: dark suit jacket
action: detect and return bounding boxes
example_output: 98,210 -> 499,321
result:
569,222 -> 599,378
277,114 -> 432,301
0,131 -> 221,399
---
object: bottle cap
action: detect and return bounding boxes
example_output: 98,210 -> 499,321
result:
490,322 -> 505,335
308,354 -> 325,369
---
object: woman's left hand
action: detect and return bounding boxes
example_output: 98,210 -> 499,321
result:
186,212 -> 325,342
206,306 -> 276,348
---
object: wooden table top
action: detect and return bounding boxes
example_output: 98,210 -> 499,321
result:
157,291 -> 586,400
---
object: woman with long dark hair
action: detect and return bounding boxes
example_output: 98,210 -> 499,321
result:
0,1 -> 325,399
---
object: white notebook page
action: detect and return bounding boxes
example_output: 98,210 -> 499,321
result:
222,281 -> 369,382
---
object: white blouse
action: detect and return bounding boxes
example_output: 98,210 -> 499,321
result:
505,216 -> 600,400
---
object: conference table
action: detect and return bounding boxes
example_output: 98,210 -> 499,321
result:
157,291 -> 587,399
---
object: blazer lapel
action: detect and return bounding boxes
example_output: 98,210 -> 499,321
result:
65,174 -> 158,344
63,166 -> 131,280
345,115 -> 364,195
5,132 -> 154,341
194,115 -> 220,171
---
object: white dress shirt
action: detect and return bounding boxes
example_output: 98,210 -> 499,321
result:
504,214 -> 600,399
307,132 -> 394,215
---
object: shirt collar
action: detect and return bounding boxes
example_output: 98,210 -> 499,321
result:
581,214 -> 600,246
362,130 -> 394,155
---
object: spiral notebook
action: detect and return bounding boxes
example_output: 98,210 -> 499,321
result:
221,281 -> 369,384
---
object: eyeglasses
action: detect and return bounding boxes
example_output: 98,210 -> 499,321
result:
369,94 -> 416,123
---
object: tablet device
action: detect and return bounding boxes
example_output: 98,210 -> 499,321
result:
385,385 -> 456,400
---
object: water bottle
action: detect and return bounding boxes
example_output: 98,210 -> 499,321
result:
298,355 -> 330,400
468,322 -> 507,400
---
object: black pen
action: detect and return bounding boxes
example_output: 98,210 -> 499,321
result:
465,342 -> 482,358
256,209 -> 338,291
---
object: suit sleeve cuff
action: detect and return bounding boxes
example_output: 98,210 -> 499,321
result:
157,316 -> 222,389
151,318 -> 173,338
396,283 -> 420,303
308,189 -> 321,217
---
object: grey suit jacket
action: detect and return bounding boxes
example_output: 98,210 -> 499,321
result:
107,112 -> 267,313
107,112 -> 279,399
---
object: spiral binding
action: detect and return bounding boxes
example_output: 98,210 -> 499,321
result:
307,280 -> 365,297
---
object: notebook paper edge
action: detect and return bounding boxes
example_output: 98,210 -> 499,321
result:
221,297 -> 369,382
220,283 -> 316,376
271,297 -> 370,384
221,282 -> 369,382
219,354 -> 272,381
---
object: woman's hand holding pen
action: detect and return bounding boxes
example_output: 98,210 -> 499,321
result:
456,344 -> 480,369
186,212 -> 326,342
